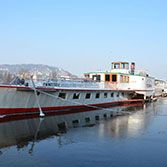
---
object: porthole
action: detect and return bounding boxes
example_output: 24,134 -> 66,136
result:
58,93 -> 66,99
85,93 -> 91,99
104,93 -> 108,98
96,93 -> 100,98
73,93 -> 80,99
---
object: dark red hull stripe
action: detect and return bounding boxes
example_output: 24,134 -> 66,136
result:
0,102 -> 144,123
0,99 -> 144,115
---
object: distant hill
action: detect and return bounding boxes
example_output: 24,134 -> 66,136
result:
0,64 -> 76,78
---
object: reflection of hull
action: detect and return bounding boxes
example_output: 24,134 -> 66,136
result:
0,85 -> 144,116
0,101 -> 144,123
0,105 -> 145,151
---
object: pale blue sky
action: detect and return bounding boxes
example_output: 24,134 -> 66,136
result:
0,0 -> 167,79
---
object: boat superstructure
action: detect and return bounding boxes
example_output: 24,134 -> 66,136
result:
84,62 -> 156,99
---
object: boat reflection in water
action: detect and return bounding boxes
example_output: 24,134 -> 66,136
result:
0,103 -> 158,155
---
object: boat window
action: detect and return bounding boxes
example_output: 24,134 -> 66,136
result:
117,93 -> 119,97
85,93 -> 91,99
112,75 -> 117,82
58,93 -> 66,99
111,93 -> 114,97
124,76 -> 127,83
104,93 -> 108,98
121,63 -> 125,69
96,75 -> 101,81
127,76 -> 129,83
92,75 -> 96,80
105,75 -> 110,82
73,93 -> 80,99
96,93 -> 100,98
85,117 -> 91,122
92,75 -> 101,81
125,63 -> 129,69
120,75 -> 123,83
114,63 -> 120,69
95,115 -> 100,120
121,63 -> 129,69
122,92 -> 124,96
85,74 -> 90,78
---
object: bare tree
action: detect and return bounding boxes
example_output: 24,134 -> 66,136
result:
51,70 -> 58,79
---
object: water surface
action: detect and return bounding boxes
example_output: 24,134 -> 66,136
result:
1,99 -> 167,167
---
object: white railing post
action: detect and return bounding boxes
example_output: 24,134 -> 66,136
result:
31,76 -> 45,117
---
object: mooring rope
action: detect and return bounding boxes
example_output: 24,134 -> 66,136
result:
30,87 -> 131,115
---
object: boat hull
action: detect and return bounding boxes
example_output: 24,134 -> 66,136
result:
0,85 -> 144,116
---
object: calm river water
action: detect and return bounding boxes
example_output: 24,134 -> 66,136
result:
1,98 -> 167,167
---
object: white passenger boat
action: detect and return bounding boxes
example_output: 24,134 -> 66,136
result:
0,62 -> 164,117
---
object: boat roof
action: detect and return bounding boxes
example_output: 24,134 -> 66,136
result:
112,62 -> 129,64
84,71 -> 155,79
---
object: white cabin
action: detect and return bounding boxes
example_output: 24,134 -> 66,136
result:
84,62 -> 155,98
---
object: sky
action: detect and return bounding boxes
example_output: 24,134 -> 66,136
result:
0,0 -> 167,79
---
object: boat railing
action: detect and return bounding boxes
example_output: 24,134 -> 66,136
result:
41,79 -> 100,88
9,77 -> 119,90
39,79 -> 119,90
